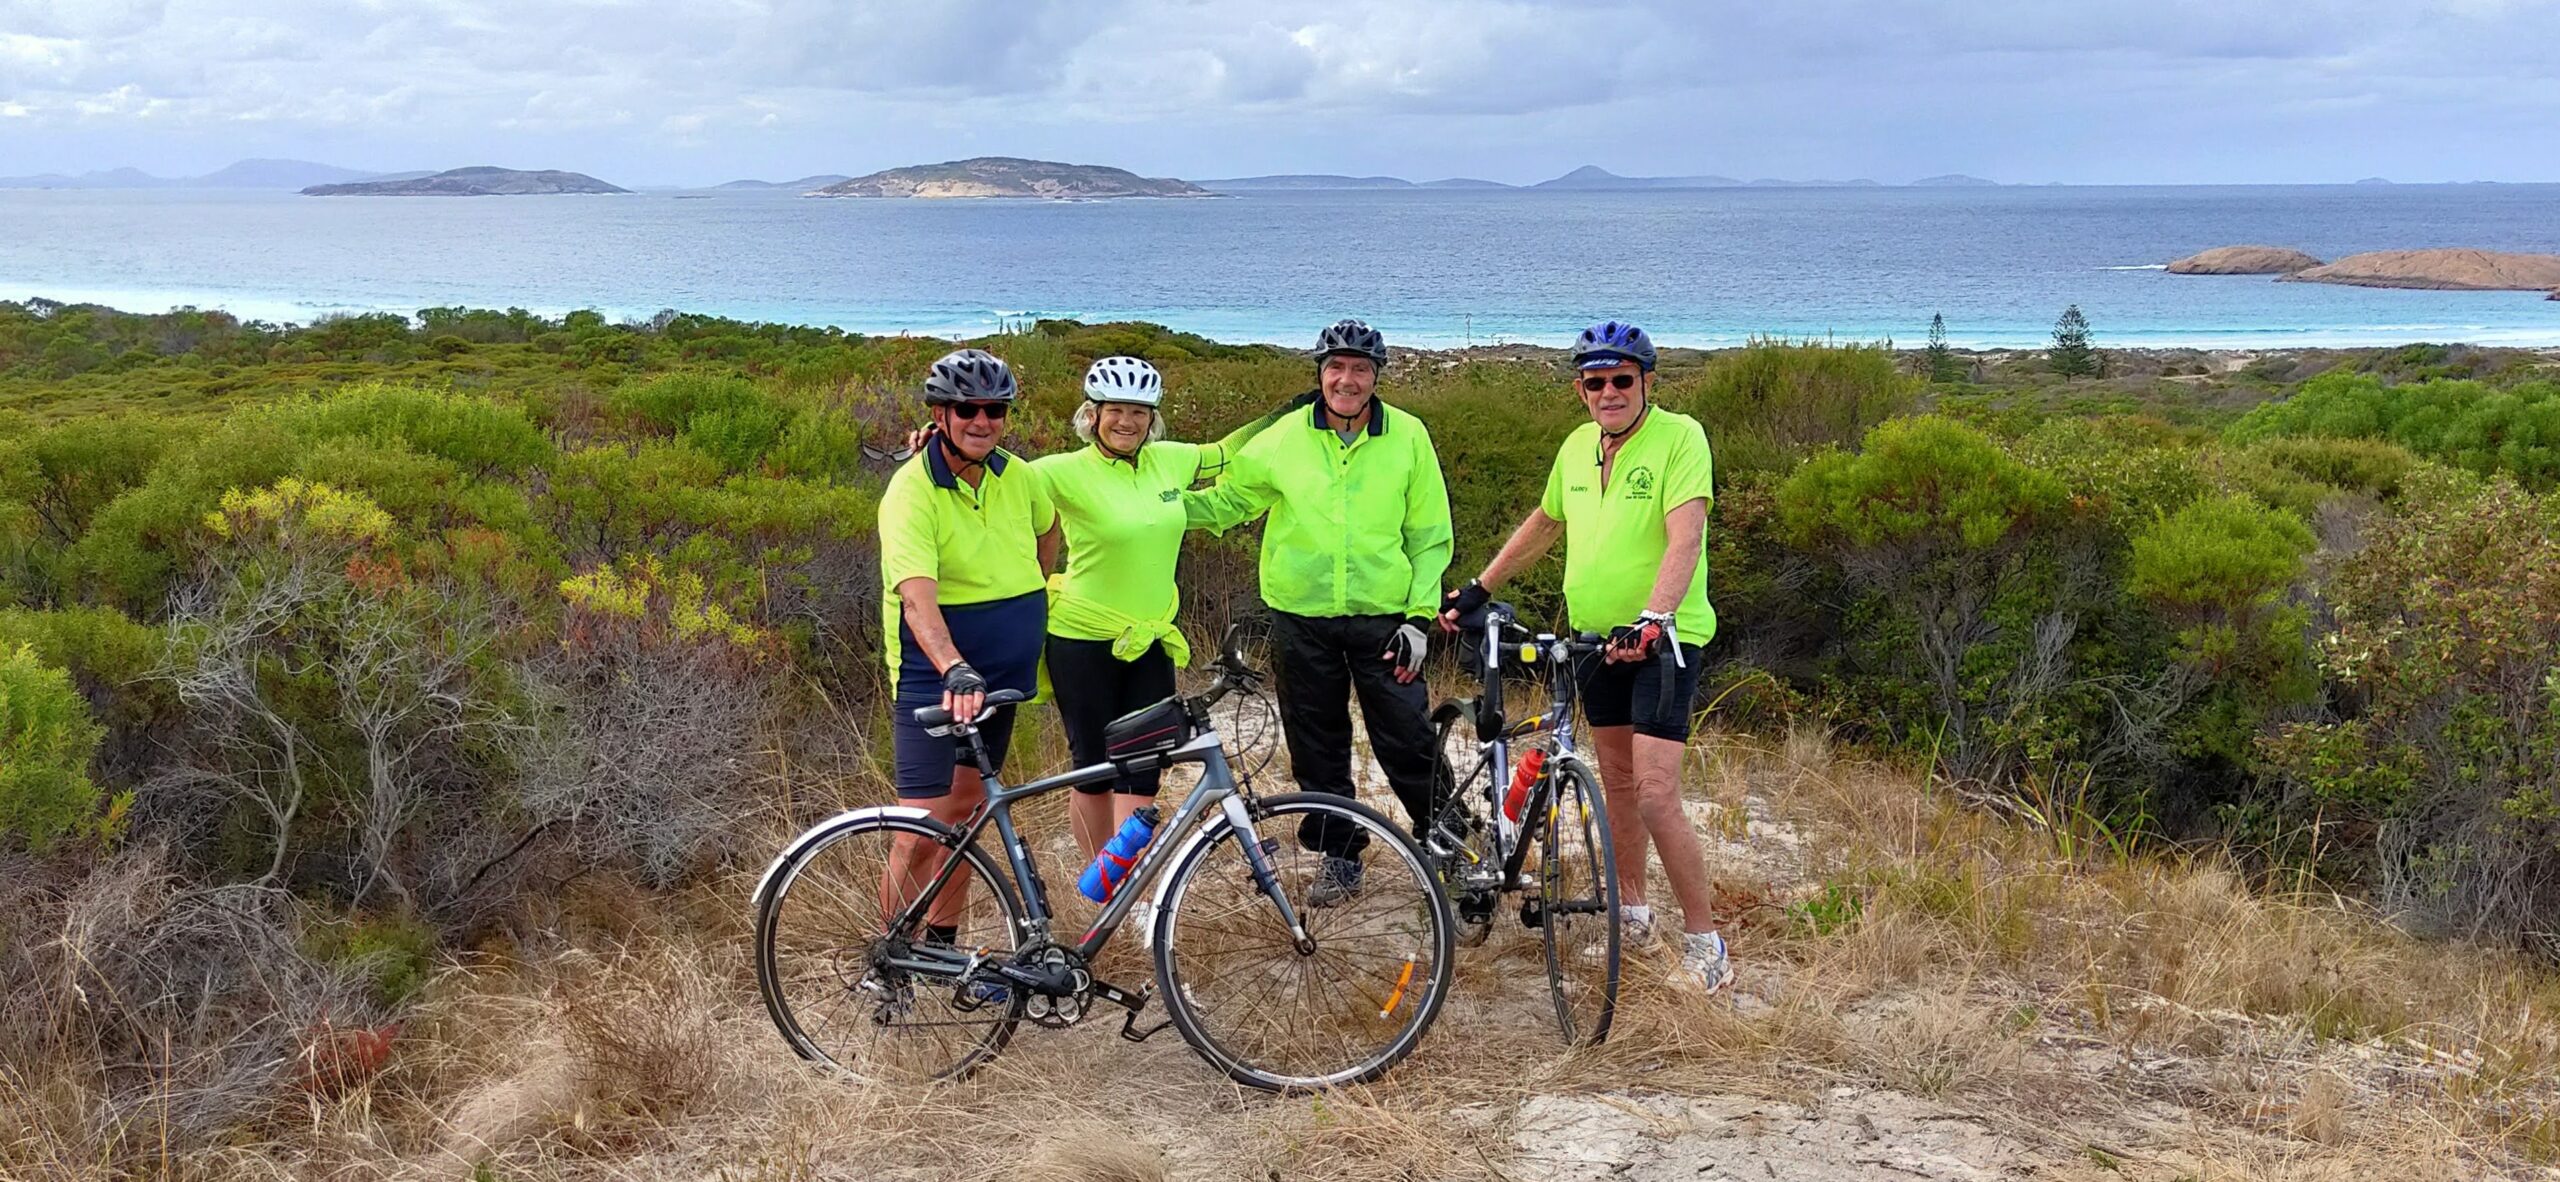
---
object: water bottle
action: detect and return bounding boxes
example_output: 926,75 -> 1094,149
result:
1078,806 -> 1161,903
1501,748 -> 1547,824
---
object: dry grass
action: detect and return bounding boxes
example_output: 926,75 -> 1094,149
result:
10,723 -> 2560,1180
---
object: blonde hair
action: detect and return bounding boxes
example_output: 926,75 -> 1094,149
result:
1072,400 -> 1167,445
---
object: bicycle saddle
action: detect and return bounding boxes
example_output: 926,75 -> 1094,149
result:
911,688 -> 1029,727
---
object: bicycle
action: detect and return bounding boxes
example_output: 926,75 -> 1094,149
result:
753,629 -> 1456,1091
1423,600 -> 1622,1045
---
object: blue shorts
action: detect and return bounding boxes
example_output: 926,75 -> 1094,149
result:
891,590 -> 1043,799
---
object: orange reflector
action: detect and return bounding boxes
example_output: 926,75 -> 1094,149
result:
1380,956 -> 1418,1019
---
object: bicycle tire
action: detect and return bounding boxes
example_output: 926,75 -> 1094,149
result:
754,812 -> 1028,1082
1538,756 -> 1621,1046
1150,793 -> 1455,1091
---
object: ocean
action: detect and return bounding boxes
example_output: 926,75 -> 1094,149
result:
3,184 -> 2556,349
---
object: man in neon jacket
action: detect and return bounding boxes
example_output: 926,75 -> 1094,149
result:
1186,319 -> 1453,905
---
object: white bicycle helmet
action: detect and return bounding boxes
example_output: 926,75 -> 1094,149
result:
1082,355 -> 1164,407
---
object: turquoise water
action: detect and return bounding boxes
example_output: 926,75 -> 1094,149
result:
3,185 -> 2556,348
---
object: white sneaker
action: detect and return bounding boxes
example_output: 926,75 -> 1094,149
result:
1619,904 -> 1656,948
1668,930 -> 1735,994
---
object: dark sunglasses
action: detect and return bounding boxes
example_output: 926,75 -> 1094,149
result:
945,401 -> 1010,420
1580,373 -> 1639,393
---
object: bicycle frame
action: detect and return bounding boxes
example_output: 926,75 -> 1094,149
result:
862,709 -> 1311,991
1443,607 -> 1597,891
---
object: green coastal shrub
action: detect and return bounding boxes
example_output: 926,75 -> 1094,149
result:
2261,471 -> 2560,944
0,643 -> 107,851
1666,338 -> 1915,477
2226,372 -> 2560,489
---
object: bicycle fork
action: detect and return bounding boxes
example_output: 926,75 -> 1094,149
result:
1224,794 -> 1316,954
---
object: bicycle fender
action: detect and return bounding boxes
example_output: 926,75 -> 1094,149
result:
751,805 -> 936,912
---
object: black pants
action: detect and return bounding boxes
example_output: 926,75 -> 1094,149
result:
1045,635 -> 1179,795
1270,611 -> 1440,858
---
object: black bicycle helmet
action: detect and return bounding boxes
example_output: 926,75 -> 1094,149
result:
1311,318 -> 1388,366
1571,321 -> 1657,373
922,348 -> 1020,403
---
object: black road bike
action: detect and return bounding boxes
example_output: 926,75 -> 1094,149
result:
753,631 -> 1456,1091
1424,601 -> 1623,1045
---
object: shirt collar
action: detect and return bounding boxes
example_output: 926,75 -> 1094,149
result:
926,439 -> 1009,490
1304,391 -> 1388,437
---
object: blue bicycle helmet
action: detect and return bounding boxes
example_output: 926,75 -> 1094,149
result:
1571,321 -> 1657,373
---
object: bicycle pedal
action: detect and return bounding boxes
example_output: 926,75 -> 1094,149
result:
1120,1009 -> 1175,1043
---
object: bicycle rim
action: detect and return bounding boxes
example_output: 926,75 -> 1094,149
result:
755,816 -> 1026,1082
1153,793 -> 1455,1091
1539,758 -> 1620,1046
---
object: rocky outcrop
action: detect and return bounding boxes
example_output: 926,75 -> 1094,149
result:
303,167 -> 628,196
2282,249 -> 2560,291
2167,246 -> 2325,275
808,158 -> 1210,199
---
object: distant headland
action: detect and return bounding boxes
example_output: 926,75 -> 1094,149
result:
1197,166 -> 2001,192
303,166 -> 629,197
806,158 -> 1210,200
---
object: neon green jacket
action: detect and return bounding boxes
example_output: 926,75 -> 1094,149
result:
1184,394 -> 1453,620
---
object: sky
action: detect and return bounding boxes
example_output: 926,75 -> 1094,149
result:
5,0 -> 2560,187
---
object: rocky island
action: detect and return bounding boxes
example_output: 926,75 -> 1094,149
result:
806,157 -> 1210,199
2166,246 -> 2325,275
2168,244 -> 2560,296
302,166 -> 629,196
2282,249 -> 2560,292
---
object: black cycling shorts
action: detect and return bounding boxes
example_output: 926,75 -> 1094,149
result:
1577,643 -> 1705,743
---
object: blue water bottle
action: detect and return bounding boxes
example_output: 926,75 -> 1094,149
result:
1078,806 -> 1161,903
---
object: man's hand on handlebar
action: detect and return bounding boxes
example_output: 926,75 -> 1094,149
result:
940,660 -> 987,722
1438,579 -> 1491,634
1604,611 -> 1676,665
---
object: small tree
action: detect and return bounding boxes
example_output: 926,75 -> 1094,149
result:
1924,313 -> 1960,383
2049,305 -> 2099,380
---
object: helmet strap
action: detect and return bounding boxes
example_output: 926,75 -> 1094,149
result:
1601,399 -> 1651,443
935,429 -> 987,480
1088,398 -> 1148,463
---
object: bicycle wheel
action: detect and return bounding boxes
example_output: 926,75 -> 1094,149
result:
755,813 -> 1028,1082
1428,705 -> 1499,946
1152,793 -> 1455,1091
1538,757 -> 1620,1046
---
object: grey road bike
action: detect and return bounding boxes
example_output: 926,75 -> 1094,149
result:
753,631 -> 1455,1091
1424,601 -> 1622,1045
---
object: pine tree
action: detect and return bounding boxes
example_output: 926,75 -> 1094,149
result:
2049,304 -> 2098,380
1924,313 -> 1959,383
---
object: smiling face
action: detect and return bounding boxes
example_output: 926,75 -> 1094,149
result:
1319,354 -> 1378,420
1094,401 -> 1154,452
931,400 -> 1009,461
1577,360 -> 1649,434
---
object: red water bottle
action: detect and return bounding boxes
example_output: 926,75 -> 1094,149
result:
1502,749 -> 1546,824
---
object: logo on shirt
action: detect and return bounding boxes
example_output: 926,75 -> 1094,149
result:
1622,466 -> 1655,500
1159,489 -> 1181,503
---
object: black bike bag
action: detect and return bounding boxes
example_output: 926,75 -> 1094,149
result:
1103,696 -> 1191,762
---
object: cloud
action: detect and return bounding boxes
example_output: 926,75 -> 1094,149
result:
3,0 -> 2557,182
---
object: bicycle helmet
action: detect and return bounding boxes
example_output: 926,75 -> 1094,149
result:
922,348 -> 1019,403
1082,355 -> 1163,407
1312,318 -> 1388,366
1570,320 -> 1657,373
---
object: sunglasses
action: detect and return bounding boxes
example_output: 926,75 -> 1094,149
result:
1580,373 -> 1639,393
945,402 -> 1010,421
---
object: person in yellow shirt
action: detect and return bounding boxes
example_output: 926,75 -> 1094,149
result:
1032,356 -> 1283,860
877,349 -> 1057,957
1440,321 -> 1732,993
